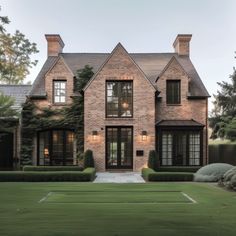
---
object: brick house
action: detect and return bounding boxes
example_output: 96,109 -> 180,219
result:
27,34 -> 209,171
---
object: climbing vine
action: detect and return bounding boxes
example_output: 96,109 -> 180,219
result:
20,65 -> 94,166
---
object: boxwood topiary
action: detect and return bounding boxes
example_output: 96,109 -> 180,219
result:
84,149 -> 95,168
148,150 -> 160,171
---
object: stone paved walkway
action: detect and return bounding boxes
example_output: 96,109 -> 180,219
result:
93,172 -> 145,183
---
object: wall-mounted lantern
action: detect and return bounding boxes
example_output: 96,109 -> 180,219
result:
141,131 -> 147,141
92,131 -> 98,140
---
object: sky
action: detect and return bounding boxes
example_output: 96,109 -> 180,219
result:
1,0 -> 236,112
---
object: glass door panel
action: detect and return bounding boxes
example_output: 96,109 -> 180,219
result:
106,127 -> 133,169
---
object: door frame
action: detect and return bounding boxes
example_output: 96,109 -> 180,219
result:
105,126 -> 133,169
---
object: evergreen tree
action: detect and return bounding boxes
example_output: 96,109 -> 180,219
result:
210,55 -> 236,140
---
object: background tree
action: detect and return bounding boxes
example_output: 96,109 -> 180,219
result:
0,93 -> 18,117
209,55 -> 236,140
0,6 -> 38,84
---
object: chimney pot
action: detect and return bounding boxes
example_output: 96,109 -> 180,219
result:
45,34 -> 65,57
173,34 -> 192,56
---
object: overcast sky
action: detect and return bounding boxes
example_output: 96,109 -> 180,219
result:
1,0 -> 236,111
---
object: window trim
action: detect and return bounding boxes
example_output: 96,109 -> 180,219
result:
166,80 -> 181,105
53,80 -> 67,104
105,80 -> 133,118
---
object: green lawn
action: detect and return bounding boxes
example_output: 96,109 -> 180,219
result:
0,182 -> 236,236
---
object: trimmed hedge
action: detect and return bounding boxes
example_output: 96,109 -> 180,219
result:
142,168 -> 193,182
209,144 -> 236,165
23,166 -> 83,172
84,149 -> 95,168
0,168 -> 96,182
148,150 -> 160,171
158,166 -> 200,173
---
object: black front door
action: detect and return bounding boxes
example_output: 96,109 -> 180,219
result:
0,132 -> 13,169
106,127 -> 133,169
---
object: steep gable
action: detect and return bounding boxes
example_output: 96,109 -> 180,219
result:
83,43 -> 156,91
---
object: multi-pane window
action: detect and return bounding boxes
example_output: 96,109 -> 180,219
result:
106,81 -> 133,118
189,133 -> 200,165
38,130 -> 74,166
161,132 -> 173,165
54,81 -> 66,103
166,80 -> 181,104
161,130 -> 201,166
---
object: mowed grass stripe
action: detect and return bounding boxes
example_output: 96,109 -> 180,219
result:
42,191 -> 191,203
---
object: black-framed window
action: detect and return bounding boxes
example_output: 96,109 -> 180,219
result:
38,130 -> 74,166
159,130 -> 202,166
166,80 -> 181,104
53,80 -> 66,103
106,81 -> 133,118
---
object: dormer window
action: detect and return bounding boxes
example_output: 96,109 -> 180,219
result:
53,80 -> 66,103
166,80 -> 181,105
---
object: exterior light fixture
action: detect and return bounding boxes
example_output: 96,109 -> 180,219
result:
44,148 -> 49,157
92,131 -> 98,140
141,131 -> 147,141
122,101 -> 129,109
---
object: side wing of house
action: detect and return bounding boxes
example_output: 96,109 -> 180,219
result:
155,49 -> 209,166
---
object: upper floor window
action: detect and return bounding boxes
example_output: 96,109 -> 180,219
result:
53,80 -> 66,103
166,80 -> 181,104
106,81 -> 133,118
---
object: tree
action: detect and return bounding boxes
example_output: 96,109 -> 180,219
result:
0,6 -> 38,84
0,6 -> 9,33
0,93 -> 18,117
210,55 -> 236,140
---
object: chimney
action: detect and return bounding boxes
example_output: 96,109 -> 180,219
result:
173,34 -> 192,56
45,34 -> 65,57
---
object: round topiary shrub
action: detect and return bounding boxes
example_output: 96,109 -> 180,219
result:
194,163 -> 233,182
230,174 -> 236,190
148,150 -> 160,171
84,149 -> 95,168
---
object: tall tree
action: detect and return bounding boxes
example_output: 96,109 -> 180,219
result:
210,55 -> 236,140
0,6 -> 38,84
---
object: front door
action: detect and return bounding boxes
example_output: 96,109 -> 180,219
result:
106,127 -> 133,169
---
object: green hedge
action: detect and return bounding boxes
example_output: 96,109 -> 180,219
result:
0,168 -> 96,182
209,144 -> 236,165
158,166 -> 199,173
142,168 -> 193,182
23,166 -> 83,172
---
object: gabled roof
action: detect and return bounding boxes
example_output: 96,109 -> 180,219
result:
0,85 -> 31,111
83,43 -> 156,91
29,46 -> 210,98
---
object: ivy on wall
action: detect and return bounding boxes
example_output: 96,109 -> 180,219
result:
20,65 -> 94,166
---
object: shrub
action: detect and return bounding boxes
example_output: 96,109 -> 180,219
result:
158,167 -> 199,173
220,166 -> 236,190
0,168 -> 96,182
84,149 -> 95,168
194,163 -> 233,182
142,168 -> 193,181
209,144 -> 236,165
23,166 -> 83,172
148,150 -> 160,171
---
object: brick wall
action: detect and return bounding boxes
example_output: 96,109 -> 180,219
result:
156,58 -> 208,164
84,45 -> 156,171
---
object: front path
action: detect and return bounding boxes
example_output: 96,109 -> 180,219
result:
93,172 -> 145,183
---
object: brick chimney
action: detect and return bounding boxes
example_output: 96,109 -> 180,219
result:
173,34 -> 192,56
45,34 -> 65,57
